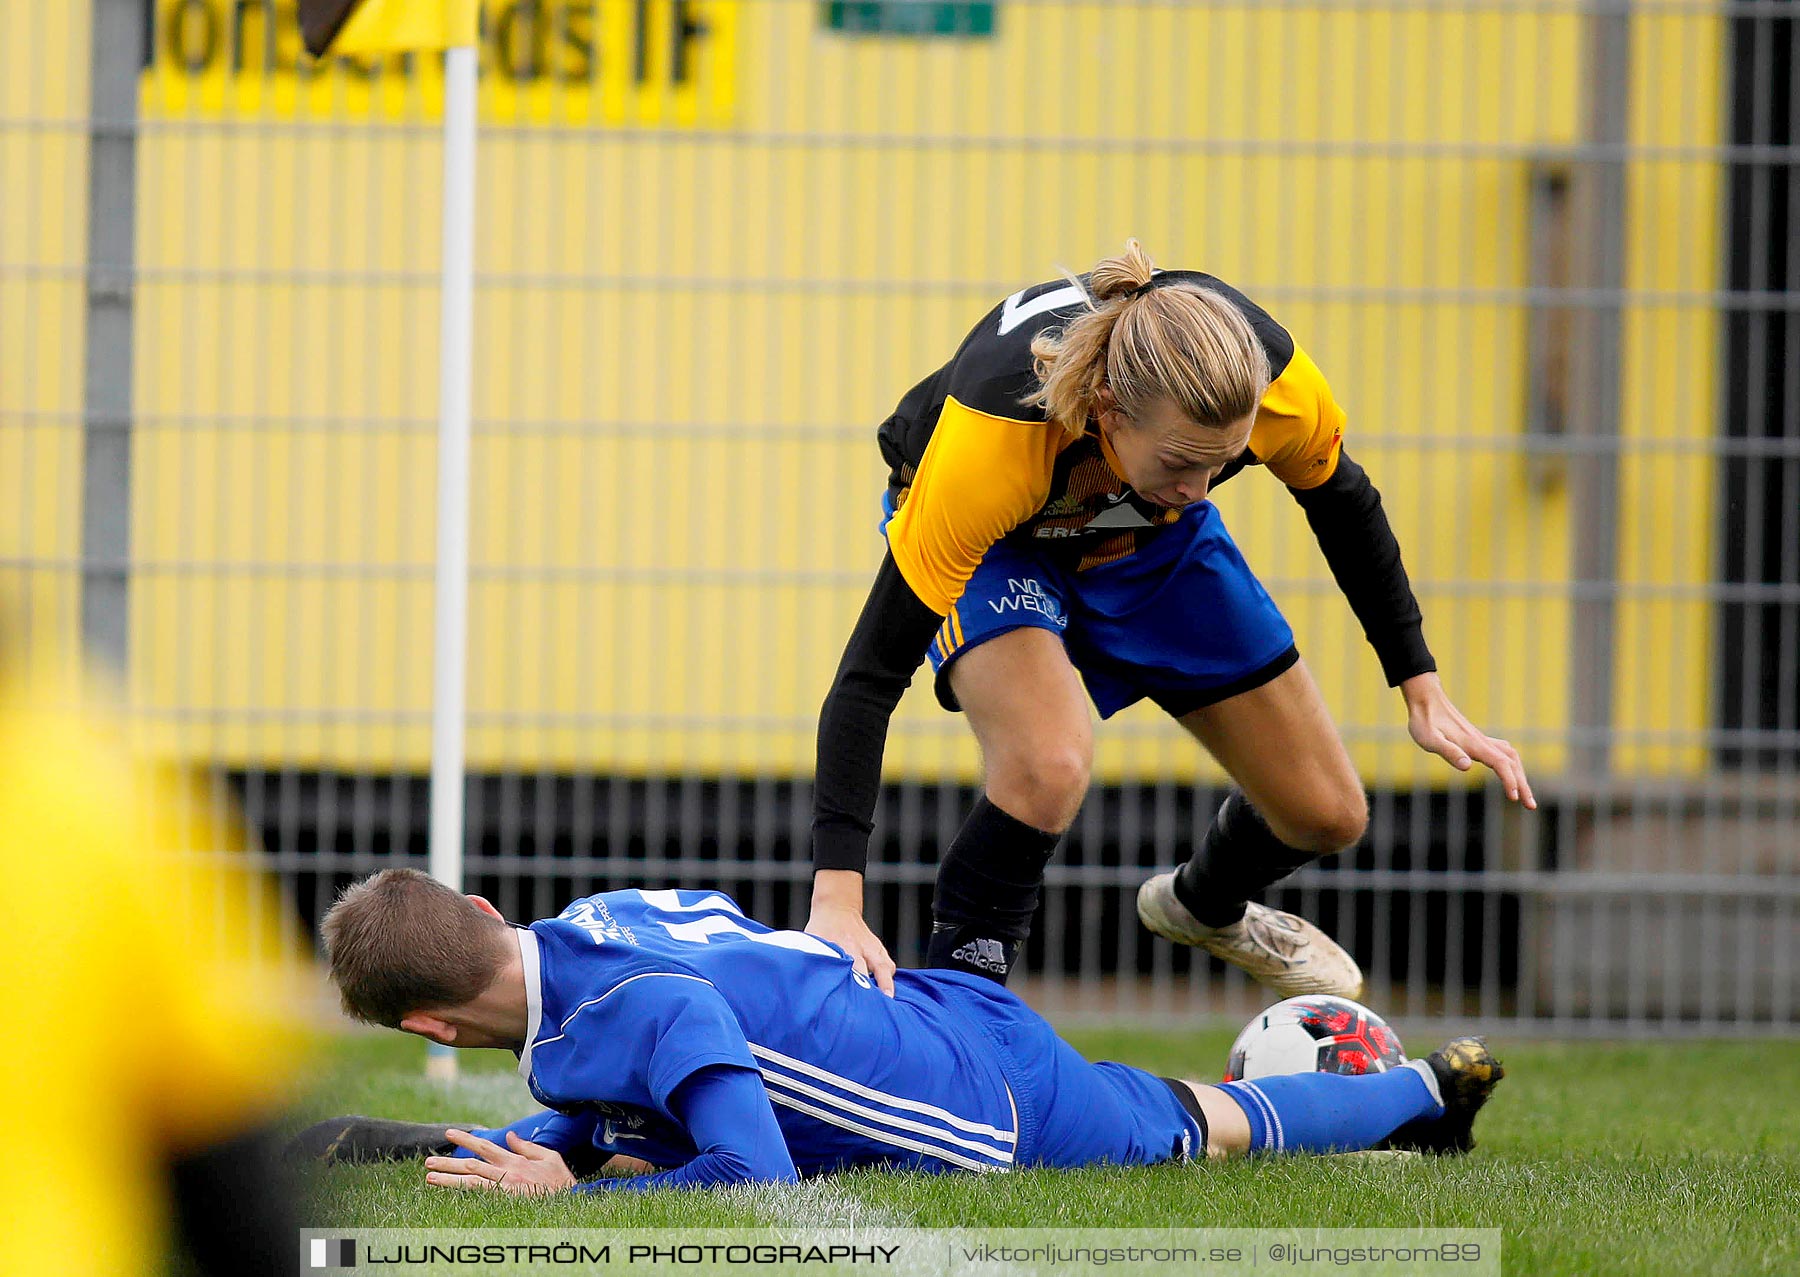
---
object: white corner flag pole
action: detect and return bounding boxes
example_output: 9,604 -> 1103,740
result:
427,39 -> 479,1083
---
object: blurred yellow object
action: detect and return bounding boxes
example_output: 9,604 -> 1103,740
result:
0,664 -> 315,1276
299,0 -> 478,59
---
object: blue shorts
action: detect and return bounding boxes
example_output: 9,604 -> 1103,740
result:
888,497 -> 1298,720
945,973 -> 1205,1169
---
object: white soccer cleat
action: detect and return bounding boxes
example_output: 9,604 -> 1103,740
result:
1136,871 -> 1365,1000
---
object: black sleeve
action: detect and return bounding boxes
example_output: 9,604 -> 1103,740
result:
1288,448 -> 1437,687
811,550 -> 945,875
170,1123 -> 299,1277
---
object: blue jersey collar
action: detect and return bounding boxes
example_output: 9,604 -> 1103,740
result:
516,924 -> 544,1081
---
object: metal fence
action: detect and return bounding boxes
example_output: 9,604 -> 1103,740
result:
2,0 -> 1795,1035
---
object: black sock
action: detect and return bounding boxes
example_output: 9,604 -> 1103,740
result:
924,795 -> 1061,985
1173,790 -> 1320,928
924,926 -> 1020,981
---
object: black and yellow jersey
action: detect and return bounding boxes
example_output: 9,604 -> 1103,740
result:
877,271 -> 1345,613
811,269 -> 1434,877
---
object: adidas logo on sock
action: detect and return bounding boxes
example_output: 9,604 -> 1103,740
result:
951,937 -> 1011,974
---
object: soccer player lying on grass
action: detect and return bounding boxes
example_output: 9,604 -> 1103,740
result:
297,870 -> 1502,1195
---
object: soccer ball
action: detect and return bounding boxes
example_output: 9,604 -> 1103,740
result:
1223,996 -> 1406,1081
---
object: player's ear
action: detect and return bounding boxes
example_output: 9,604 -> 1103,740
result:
467,894 -> 504,921
399,1013 -> 458,1045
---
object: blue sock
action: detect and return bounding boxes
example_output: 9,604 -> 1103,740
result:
1219,1061 -> 1445,1154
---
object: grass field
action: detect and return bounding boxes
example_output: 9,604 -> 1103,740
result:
297,1028 -> 1800,1275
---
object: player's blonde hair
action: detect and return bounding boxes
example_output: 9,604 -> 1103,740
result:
1026,239 -> 1271,439
322,867 -> 513,1028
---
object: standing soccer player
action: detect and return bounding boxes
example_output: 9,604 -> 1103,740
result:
807,240 -> 1534,995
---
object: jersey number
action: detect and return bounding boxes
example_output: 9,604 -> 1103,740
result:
997,283 -> 1085,335
641,890 -> 843,960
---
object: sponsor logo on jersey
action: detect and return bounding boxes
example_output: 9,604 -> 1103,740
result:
1032,488 -> 1161,538
559,898 -> 638,947
987,578 -> 1067,628
1081,500 -> 1156,530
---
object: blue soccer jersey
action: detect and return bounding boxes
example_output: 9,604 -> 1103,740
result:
516,889 -> 1024,1177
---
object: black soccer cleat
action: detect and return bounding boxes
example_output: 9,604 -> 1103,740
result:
1379,1036 -> 1505,1156
285,1115 -> 466,1166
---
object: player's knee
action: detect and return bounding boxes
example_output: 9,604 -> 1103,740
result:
1303,792 -> 1368,850
989,742 -> 1091,831
1269,791 -> 1367,855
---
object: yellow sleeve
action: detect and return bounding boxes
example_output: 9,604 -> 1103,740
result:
885,394 -> 1064,615
1249,344 -> 1347,489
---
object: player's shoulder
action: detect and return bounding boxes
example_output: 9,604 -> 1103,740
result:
528,917 -> 720,1036
946,271 -> 1299,419
942,276 -> 1092,421
1157,269 -> 1297,378
635,887 -> 753,919
551,887 -> 748,932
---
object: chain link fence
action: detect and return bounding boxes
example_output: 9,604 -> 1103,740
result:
2,0 -> 1794,1033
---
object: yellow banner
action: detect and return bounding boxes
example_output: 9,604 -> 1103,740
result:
144,0 -> 737,126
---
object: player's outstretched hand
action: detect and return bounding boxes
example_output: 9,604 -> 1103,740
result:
806,901 -> 898,997
424,1129 -> 577,1196
1400,671 -> 1536,810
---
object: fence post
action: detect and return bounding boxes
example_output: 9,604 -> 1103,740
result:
80,0 -> 147,672
1568,0 -> 1633,778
